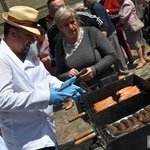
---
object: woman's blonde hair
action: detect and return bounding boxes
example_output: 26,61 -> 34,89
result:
54,5 -> 79,29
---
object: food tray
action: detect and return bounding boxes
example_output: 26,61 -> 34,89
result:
106,105 -> 150,138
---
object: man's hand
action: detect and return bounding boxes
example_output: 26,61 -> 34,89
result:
79,67 -> 94,81
50,76 -> 86,105
68,68 -> 79,78
62,83 -> 86,102
62,76 -> 86,101
49,88 -> 72,105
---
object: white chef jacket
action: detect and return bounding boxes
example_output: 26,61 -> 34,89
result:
0,40 -> 63,150
0,136 -> 7,150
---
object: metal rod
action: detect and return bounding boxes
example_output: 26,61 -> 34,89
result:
57,83 -> 71,92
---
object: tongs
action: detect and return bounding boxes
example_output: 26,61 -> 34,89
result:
57,68 -> 87,92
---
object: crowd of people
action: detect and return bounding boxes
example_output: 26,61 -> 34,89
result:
45,0 -> 150,77
46,0 -> 150,109
0,0 -> 149,150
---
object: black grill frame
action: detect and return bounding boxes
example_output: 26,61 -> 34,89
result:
77,74 -> 150,149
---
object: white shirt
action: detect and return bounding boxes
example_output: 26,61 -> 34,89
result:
0,136 -> 7,150
0,40 -> 62,150
30,41 -> 38,56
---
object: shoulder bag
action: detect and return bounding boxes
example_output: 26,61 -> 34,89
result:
130,18 -> 144,32
128,0 -> 144,32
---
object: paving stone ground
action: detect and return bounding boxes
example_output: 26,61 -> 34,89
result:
54,46 -> 150,150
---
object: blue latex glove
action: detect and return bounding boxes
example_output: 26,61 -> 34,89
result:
62,76 -> 77,86
49,88 -> 72,105
50,76 -> 86,105
62,84 -> 86,101
61,76 -> 86,101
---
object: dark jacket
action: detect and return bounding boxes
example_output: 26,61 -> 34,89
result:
90,1 -> 116,37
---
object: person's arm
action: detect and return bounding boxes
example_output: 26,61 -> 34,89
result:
54,40 -> 70,81
39,36 -> 50,59
119,2 -> 132,24
89,27 -> 117,75
77,11 -> 108,35
0,60 -> 50,110
91,4 -> 110,36
0,44 -> 63,110
93,4 -> 108,26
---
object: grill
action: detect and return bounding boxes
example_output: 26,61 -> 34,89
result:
74,74 -> 150,149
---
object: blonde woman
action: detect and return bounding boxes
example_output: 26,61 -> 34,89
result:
54,5 -> 117,88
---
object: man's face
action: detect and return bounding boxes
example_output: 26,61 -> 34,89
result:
48,0 -> 65,16
14,28 -> 35,55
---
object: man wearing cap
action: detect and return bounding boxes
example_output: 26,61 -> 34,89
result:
0,6 -> 86,150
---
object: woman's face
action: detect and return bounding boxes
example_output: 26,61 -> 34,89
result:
60,16 -> 79,39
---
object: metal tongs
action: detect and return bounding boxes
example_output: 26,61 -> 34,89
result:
57,68 -> 87,92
